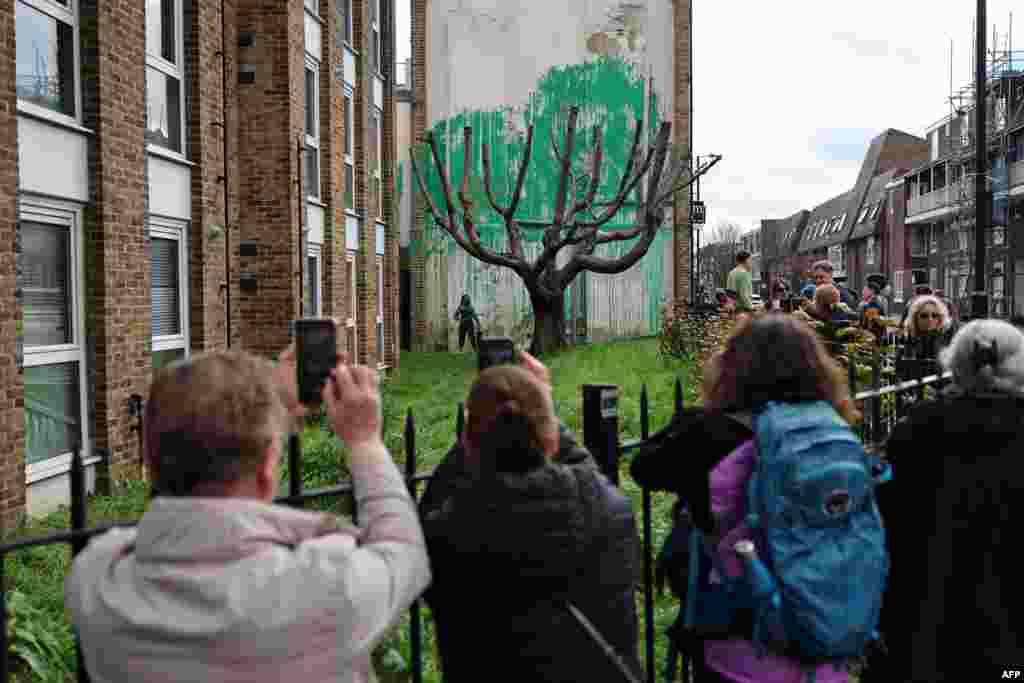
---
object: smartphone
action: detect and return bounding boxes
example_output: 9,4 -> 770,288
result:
478,337 -> 516,372
294,319 -> 338,404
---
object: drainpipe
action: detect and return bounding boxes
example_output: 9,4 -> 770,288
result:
972,0 -> 989,320
221,0 -> 232,347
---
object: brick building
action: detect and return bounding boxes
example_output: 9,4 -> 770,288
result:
1,0 -> 399,528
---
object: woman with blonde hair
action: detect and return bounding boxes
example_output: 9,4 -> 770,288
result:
899,294 -> 953,364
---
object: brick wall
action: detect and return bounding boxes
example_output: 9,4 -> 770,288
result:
235,0 -> 303,357
381,0 -> 397,368
322,0 -> 345,322
411,0 -> 428,349
80,0 -> 152,483
672,0 -> 692,315
353,0 -> 377,365
0,0 -> 25,533
188,0 -> 237,353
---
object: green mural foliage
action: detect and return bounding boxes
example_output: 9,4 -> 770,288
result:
413,56 -> 671,335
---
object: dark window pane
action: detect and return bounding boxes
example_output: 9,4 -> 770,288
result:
344,163 -> 354,209
371,29 -> 380,73
24,362 -> 81,464
147,0 -> 176,63
151,237 -> 181,336
305,67 -> 316,135
305,146 -> 319,198
146,67 -> 182,152
342,0 -> 352,43
305,255 -> 319,315
15,2 -> 75,116
343,95 -> 353,155
20,222 -> 71,347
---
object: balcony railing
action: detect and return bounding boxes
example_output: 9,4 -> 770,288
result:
907,180 -> 975,217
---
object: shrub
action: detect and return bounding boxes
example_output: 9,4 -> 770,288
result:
7,590 -> 73,683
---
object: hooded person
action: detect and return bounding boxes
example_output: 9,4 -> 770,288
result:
453,294 -> 482,351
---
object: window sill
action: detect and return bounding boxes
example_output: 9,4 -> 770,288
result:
27,452 -> 104,486
147,145 -> 195,167
17,102 -> 93,136
307,197 -> 328,208
344,209 -> 360,218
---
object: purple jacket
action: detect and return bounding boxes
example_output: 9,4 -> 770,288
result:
703,440 -> 848,683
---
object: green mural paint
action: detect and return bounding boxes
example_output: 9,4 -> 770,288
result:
413,56 -> 671,337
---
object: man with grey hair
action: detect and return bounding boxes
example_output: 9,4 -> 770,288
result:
863,318 -> 1024,681
66,341 -> 431,682
811,259 -> 856,309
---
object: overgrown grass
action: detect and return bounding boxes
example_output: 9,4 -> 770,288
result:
6,338 -> 699,682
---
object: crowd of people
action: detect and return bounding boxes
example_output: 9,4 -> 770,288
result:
62,302 -> 1023,681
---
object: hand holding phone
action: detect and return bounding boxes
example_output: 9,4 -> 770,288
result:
477,337 -> 516,372
295,318 -> 339,404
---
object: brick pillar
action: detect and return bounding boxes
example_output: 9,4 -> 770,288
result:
0,1 -> 25,533
354,0 -> 377,365
80,0 -> 151,483
322,0 -> 345,321
188,0 -> 237,352
673,0 -> 692,317
382,0 -> 398,369
235,0 -> 303,357
410,0 -> 429,351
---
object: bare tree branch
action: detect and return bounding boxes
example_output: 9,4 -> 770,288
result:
564,126 -> 604,226
480,142 -> 506,216
553,107 -> 580,226
653,154 -> 723,208
578,123 -> 659,229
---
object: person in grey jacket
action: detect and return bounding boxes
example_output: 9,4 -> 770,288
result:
65,343 -> 430,683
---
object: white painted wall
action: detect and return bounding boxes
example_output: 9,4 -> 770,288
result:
18,117 -> 89,202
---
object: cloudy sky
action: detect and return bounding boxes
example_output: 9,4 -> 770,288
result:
393,1 -> 1018,237
692,0 -> 1019,236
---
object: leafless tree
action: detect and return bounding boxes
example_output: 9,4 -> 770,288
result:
705,220 -> 743,288
411,105 -> 721,355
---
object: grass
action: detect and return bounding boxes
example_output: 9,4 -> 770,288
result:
6,338 -> 700,682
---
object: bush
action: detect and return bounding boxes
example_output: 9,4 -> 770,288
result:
7,590 -> 73,682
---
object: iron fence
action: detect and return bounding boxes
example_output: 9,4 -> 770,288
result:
0,367 -> 952,683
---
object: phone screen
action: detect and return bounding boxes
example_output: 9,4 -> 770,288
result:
296,320 -> 337,403
478,338 -> 515,372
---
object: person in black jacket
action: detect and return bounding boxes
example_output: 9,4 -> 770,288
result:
862,319 -> 1024,682
420,361 -> 640,683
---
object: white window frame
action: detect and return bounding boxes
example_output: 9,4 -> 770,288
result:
150,217 -> 190,356
373,107 -> 383,219
869,202 -> 881,221
346,252 -> 357,350
16,0 -> 83,127
307,243 -> 323,317
371,0 -> 382,76
21,197 -> 92,483
145,0 -> 186,157
866,236 -> 876,265
344,86 -> 356,215
304,55 -> 321,201
929,225 -> 939,253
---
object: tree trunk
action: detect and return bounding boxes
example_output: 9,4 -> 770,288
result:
528,288 -> 567,356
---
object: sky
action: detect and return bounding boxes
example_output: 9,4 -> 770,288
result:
692,0 -> 1020,236
392,1 -> 1019,237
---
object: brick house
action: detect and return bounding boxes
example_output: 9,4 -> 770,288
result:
1,0 -> 399,528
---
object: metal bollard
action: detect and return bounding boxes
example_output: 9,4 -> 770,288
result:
581,384 -> 620,486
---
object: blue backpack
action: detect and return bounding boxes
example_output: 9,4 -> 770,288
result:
682,401 -> 891,675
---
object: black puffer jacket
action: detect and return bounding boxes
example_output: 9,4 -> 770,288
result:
420,426 -> 639,683
861,389 -> 1024,682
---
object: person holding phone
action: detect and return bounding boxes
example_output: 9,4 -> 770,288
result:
65,324 -> 430,683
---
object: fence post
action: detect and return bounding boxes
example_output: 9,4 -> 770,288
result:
581,384 -> 620,486
403,409 -> 422,683
674,377 -> 684,416
639,385 -> 655,683
288,434 -> 303,509
70,442 -> 91,683
871,350 -> 882,443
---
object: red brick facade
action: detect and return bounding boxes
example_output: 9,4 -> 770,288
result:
0,1 -> 24,532
0,0 -> 397,530
672,0 -> 692,315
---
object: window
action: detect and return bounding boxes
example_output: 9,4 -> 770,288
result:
930,225 -> 940,253
341,0 -> 352,44
151,219 -> 188,368
869,202 -> 881,221
911,226 -> 928,256
866,236 -> 876,265
929,267 -> 938,291
894,270 -> 905,303
344,90 -> 354,211
146,0 -> 185,153
371,0 -> 382,74
304,60 -> 320,200
304,0 -> 317,12
376,256 -> 384,364
346,254 -> 357,358
305,245 -> 322,317
18,203 -> 89,474
16,0 -> 78,119
857,206 -> 870,224
372,108 -> 383,218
